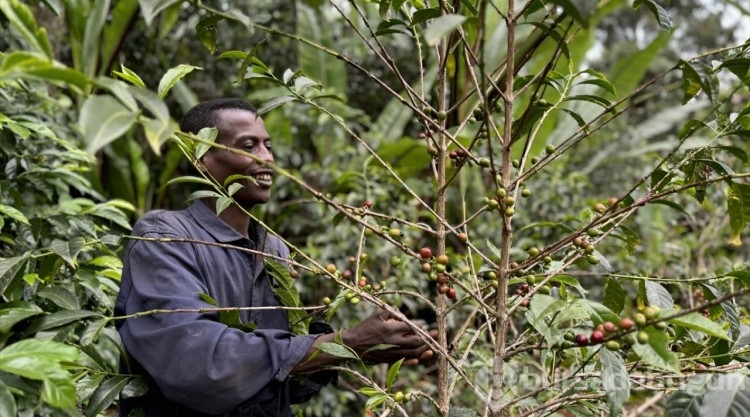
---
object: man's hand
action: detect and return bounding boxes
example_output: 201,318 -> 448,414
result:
343,310 -> 436,366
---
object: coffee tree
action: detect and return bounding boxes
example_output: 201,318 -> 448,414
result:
1,0 -> 750,416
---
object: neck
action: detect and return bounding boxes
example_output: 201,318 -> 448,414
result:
204,199 -> 253,239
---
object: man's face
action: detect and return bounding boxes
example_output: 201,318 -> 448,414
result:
202,108 -> 274,208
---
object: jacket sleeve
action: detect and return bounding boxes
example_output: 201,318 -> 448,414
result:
117,231 -> 316,415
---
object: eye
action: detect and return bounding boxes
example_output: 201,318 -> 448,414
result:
264,140 -> 272,150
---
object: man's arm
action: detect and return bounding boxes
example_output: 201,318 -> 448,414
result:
291,310 -> 435,374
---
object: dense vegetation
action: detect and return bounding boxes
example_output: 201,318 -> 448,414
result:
1,0 -> 749,416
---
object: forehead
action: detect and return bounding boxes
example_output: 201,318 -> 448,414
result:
215,108 -> 268,140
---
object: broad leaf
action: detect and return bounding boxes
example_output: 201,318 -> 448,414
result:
548,0 -> 597,28
50,237 -> 85,267
644,280 -> 674,308
386,358 -> 404,391
603,277 -> 625,314
257,96 -> 297,116
264,259 -> 308,334
79,95 -> 139,154
665,375 -> 710,417
81,0 -> 109,78
0,380 -> 16,417
32,309 -> 103,332
633,0 -> 672,31
42,378 -> 76,409
0,0 -> 53,57
85,375 -> 130,417
158,64 -> 200,98
664,310 -> 729,340
0,339 -> 78,380
138,0 -> 180,26
0,204 -> 29,225
317,342 -> 358,360
0,306 -> 43,333
697,374 -> 750,417
600,348 -> 629,416
423,14 -> 466,46
728,182 -> 750,246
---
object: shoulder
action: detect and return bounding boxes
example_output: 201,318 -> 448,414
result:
132,208 -> 194,238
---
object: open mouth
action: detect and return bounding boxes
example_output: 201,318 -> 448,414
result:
251,173 -> 273,187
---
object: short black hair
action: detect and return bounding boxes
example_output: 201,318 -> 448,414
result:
179,98 -> 257,134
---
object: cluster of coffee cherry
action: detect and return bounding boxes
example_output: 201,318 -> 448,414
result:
419,247 -> 457,300
562,305 -> 663,351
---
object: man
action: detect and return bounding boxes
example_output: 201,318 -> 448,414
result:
115,98 -> 434,417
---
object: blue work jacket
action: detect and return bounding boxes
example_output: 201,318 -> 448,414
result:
115,201 -> 318,416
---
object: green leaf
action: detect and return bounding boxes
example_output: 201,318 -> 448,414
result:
50,237 -> 85,267
42,378 -> 76,409
600,348 -> 629,417
85,375 -> 130,417
423,14 -> 466,46
100,0 -> 139,73
165,175 -> 216,188
632,326 -> 680,373
697,374 -> 750,417
0,254 -> 28,294
679,60 -> 714,104
359,387 -> 381,397
0,0 -> 53,57
579,300 -> 620,325
386,358 -> 404,391
645,280 -> 674,308
138,0 -> 181,26
411,7 -> 440,24
665,375 -> 709,417
215,195 -> 233,216
563,94 -> 614,111
633,0 -> 672,31
0,204 -> 29,225
128,86 -> 170,122
79,95 -> 139,154
548,0 -> 597,28
663,310 -> 729,340
113,64 -> 146,87
265,259 -> 308,335
603,277 -> 626,314
93,77 -> 139,111
187,190 -> 223,202
0,380 -> 17,417
702,284 -> 741,341
158,64 -> 200,98
81,0 -> 109,78
718,58 -> 750,81
257,96 -> 297,116
728,182 -> 750,246
317,342 -> 358,360
0,339 -> 78,380
0,305 -> 44,333
365,393 -> 388,410
33,310 -> 103,332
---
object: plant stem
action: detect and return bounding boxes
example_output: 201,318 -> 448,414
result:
492,1 -> 515,415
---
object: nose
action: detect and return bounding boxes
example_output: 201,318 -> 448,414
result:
256,143 -> 274,165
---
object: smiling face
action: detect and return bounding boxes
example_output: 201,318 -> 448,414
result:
202,108 -> 274,209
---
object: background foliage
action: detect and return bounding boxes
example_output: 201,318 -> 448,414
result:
1,0 -> 750,416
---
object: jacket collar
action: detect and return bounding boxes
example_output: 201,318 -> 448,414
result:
187,200 -> 252,244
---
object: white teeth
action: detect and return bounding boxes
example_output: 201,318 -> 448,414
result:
252,174 -> 272,185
